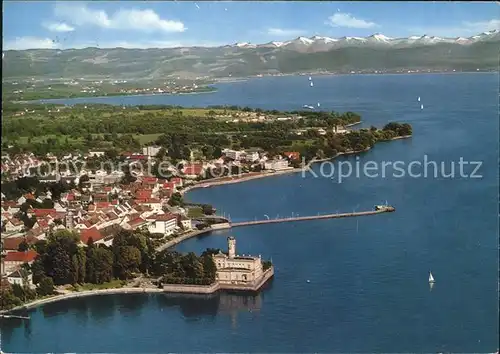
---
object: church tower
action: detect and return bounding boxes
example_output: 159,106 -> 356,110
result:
65,210 -> 75,230
227,236 -> 236,258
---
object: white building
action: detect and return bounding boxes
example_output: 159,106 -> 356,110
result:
88,151 -> 105,158
264,159 -> 290,171
213,237 -> 264,284
147,214 -> 178,236
223,149 -> 260,162
143,146 -> 162,158
7,268 -> 33,286
179,216 -> 192,230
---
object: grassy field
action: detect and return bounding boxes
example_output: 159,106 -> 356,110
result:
18,133 -> 161,146
187,207 -> 204,218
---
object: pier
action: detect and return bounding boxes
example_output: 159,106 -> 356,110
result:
0,314 -> 30,320
230,207 -> 395,228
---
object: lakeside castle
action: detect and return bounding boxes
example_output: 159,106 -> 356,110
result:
213,236 -> 265,285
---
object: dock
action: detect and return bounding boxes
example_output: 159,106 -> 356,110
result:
0,314 -> 30,320
230,207 -> 395,228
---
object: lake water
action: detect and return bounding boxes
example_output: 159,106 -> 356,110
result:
2,73 -> 498,353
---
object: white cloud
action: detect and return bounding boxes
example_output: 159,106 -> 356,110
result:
267,28 -> 304,37
54,4 -> 186,33
412,19 -> 500,37
326,13 -> 377,29
43,22 -> 75,32
3,37 -> 60,50
70,39 -> 221,49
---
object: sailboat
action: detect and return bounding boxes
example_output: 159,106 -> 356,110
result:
310,81 -> 314,87
308,76 -> 312,81
420,104 -> 424,110
429,272 -> 435,283
317,102 -> 320,107
418,96 -> 421,102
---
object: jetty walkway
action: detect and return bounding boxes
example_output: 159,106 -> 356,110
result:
230,207 -> 395,228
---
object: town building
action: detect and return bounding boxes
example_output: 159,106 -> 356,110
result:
264,159 -> 290,171
213,237 -> 264,285
147,213 -> 178,235
2,250 -> 38,275
143,146 -> 162,158
7,268 -> 33,287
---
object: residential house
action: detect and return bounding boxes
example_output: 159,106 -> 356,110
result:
179,215 -> 192,230
4,218 -> 24,233
2,250 -> 38,274
183,164 -> 205,179
1,235 -> 38,251
80,227 -> 104,245
7,268 -> 34,287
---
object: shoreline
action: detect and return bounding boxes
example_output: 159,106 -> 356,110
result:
182,135 -> 411,194
0,136 -> 411,316
0,268 -> 275,315
16,88 -> 218,104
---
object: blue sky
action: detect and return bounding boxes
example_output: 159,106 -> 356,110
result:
3,1 -> 499,50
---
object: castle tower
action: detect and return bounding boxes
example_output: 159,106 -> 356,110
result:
65,210 -> 75,230
228,236 -> 236,258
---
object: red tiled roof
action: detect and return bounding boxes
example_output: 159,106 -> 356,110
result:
1,236 -> 37,251
2,201 -> 18,207
162,182 -> 175,190
31,208 -> 57,217
3,250 -> 38,263
36,219 -> 50,229
93,202 -> 112,209
128,217 -> 148,227
129,154 -> 148,160
136,198 -> 162,204
153,213 -> 177,222
141,176 -> 157,183
170,177 -> 183,185
135,190 -> 152,199
7,218 -> 23,226
183,164 -> 204,176
80,227 -> 104,244
66,193 -> 75,201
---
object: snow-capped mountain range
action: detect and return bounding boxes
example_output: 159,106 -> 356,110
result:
232,30 -> 500,52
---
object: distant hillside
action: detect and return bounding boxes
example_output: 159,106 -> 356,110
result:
3,31 -> 499,80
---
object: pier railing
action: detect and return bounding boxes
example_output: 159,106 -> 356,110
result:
230,208 -> 394,228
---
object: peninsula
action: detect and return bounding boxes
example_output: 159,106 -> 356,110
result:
1,102 -> 411,312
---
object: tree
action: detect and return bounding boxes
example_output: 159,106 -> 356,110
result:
114,246 -> 142,280
202,204 -> 215,215
37,276 -> 55,296
168,192 -> 184,206
18,240 -> 29,252
87,247 -> 114,284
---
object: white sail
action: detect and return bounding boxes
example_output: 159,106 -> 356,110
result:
429,272 -> 435,283
317,102 -> 320,107
310,82 -> 314,87
418,96 -> 421,102
308,76 -> 312,81
421,104 -> 424,110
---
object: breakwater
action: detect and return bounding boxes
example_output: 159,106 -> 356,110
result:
231,208 -> 395,228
